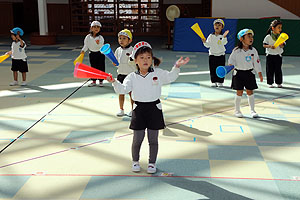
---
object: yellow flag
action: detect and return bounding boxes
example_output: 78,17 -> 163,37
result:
0,54 -> 10,63
73,53 -> 84,66
191,23 -> 206,40
274,33 -> 289,48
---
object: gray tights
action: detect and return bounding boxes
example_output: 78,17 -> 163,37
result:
132,129 -> 159,164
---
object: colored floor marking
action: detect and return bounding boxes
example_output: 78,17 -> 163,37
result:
220,125 -> 244,133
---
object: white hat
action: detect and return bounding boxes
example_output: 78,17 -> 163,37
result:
91,21 -> 102,27
213,19 -> 225,26
131,41 -> 152,59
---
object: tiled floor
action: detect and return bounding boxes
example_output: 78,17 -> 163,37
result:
0,36 -> 300,199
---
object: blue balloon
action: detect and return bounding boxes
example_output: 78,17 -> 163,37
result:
11,27 -> 24,36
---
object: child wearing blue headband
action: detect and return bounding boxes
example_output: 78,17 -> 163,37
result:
228,29 -> 263,118
6,27 -> 29,86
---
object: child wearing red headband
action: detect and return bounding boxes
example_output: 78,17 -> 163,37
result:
107,41 -> 190,174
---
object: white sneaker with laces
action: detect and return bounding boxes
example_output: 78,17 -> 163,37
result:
21,81 -> 27,86
217,83 -> 223,87
132,162 -> 140,172
99,82 -> 104,87
235,111 -> 243,118
116,109 -> 125,117
88,82 -> 96,87
128,111 -> 132,117
251,111 -> 259,118
268,84 -> 274,88
211,83 -> 217,87
9,81 -> 18,86
147,163 -> 156,174
277,84 -> 282,88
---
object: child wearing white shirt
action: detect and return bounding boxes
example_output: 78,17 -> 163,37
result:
114,29 -> 136,117
203,19 -> 229,87
6,28 -> 28,86
228,29 -> 263,118
107,41 -> 190,174
263,19 -> 285,88
81,21 -> 105,87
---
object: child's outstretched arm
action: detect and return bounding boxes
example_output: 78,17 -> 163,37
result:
106,76 -> 115,83
106,74 -> 132,94
223,30 -> 229,37
16,35 -> 24,47
174,57 -> 190,68
160,57 -> 190,84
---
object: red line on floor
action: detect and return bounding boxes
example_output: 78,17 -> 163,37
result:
0,173 -> 299,182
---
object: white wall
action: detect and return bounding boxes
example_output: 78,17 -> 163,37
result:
212,0 -> 299,19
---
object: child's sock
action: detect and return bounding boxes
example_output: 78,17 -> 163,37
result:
235,95 -> 242,112
247,94 -> 255,111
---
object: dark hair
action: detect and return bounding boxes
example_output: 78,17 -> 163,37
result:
213,30 -> 224,35
134,46 -> 161,67
213,22 -> 224,35
267,19 -> 282,35
89,30 -> 100,36
235,36 -> 252,50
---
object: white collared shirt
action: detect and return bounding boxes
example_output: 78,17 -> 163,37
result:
11,41 -> 27,60
112,66 -> 180,102
81,34 -> 104,52
228,47 -> 262,73
263,34 -> 284,56
203,33 -> 227,56
114,46 -> 136,75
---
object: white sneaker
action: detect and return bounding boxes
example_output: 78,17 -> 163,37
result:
88,82 -> 96,87
268,84 -> 274,88
116,109 -> 125,117
9,81 -> 18,86
217,83 -> 223,87
127,111 -> 132,117
99,82 -> 104,87
251,111 -> 259,118
235,111 -> 243,118
132,162 -> 140,172
147,163 -> 156,174
211,83 -> 217,87
277,84 -> 282,88
21,81 -> 27,86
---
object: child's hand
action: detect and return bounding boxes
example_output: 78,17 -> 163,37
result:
279,43 -> 284,48
80,51 -> 85,54
223,30 -> 229,37
258,72 -> 263,82
112,62 -> 117,66
6,51 -> 12,55
106,75 -> 115,83
271,45 -> 276,49
201,38 -> 206,43
175,57 -> 190,68
16,34 -> 21,40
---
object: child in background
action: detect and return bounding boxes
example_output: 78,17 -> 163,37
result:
263,19 -> 285,88
81,21 -> 105,87
106,41 -> 190,174
228,29 -> 263,118
7,28 -> 28,86
203,19 -> 229,87
114,29 -> 136,117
